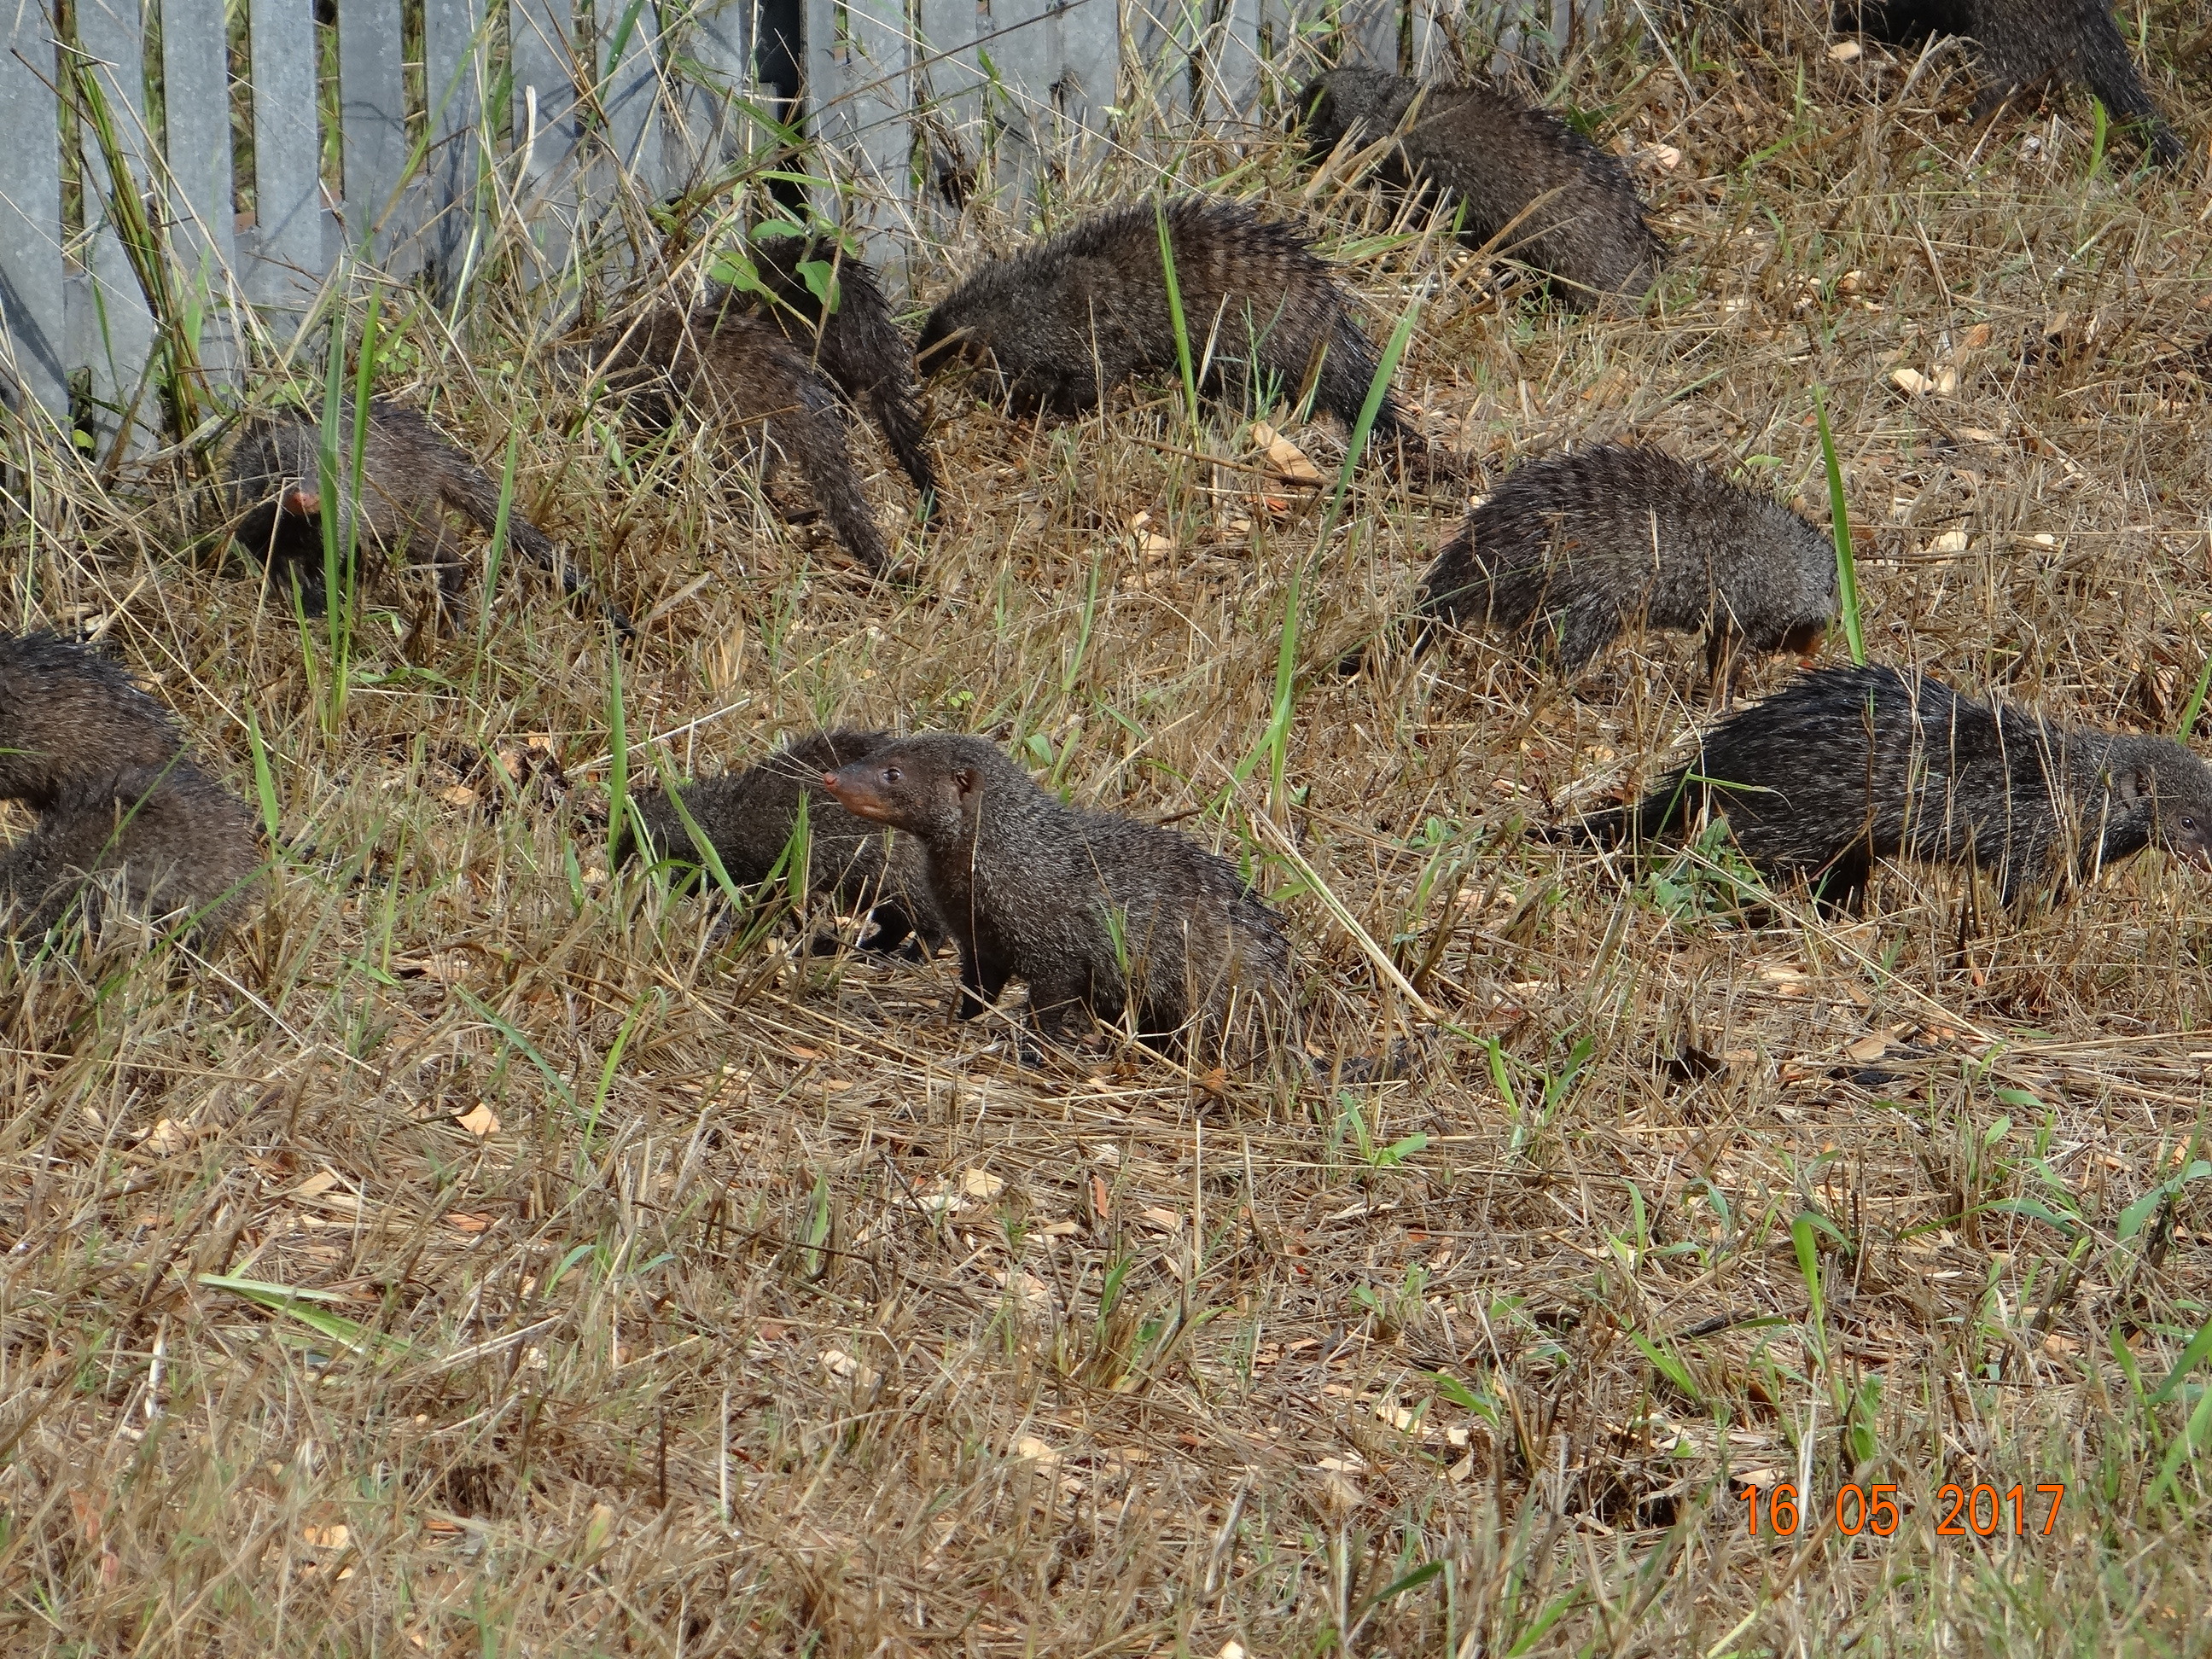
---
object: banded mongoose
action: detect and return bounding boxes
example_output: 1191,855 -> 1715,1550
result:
614,729 -> 946,956
1575,663 -> 2212,912
915,196 -> 1423,458
591,305 -> 896,576
0,632 -> 259,942
223,398 -> 629,632
1417,442 -> 1836,689
725,236 -> 939,520
0,630 -> 183,807
819,734 -> 1293,1057
3,761 -> 261,942
1295,68 -> 1662,304
1837,1 -> 2184,166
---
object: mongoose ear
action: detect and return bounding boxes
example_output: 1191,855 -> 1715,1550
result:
952,765 -> 978,799
281,486 -> 320,516
2115,765 -> 2154,804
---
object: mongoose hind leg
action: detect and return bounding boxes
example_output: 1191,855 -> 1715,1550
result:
1024,963 -> 1099,1049
393,519 -> 473,646
1547,595 -> 1623,678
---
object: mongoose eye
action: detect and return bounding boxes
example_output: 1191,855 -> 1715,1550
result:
883,765 -> 901,784
2185,816 -> 2198,832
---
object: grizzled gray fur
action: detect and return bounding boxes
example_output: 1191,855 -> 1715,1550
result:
1578,663 -> 2212,912
724,238 -> 939,519
3,760 -> 261,943
0,634 -> 259,943
223,398 -> 626,632
592,305 -> 894,576
615,729 -> 946,957
0,631 -> 183,809
1295,68 -> 1662,304
1417,442 -> 1836,687
1838,0 -> 2183,166
916,197 -> 1420,457
821,734 -> 1292,1057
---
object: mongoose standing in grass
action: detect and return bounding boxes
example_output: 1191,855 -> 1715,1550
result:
915,197 -> 1425,462
614,729 -> 947,956
0,631 -> 183,807
0,632 -> 259,942
3,760 -> 261,942
223,398 -> 628,632
1574,663 -> 2212,913
1416,443 -> 1836,690
725,237 -> 939,520
820,734 -> 1293,1057
1837,1 -> 2184,166
591,305 -> 896,577
1295,68 -> 1662,304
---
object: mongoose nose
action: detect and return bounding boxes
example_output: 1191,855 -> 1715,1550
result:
820,771 -> 840,789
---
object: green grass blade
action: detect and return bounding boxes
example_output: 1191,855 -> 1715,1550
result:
1319,294 -> 1421,544
200,1274 -> 414,1356
1155,199 -> 1200,441
1813,387 -> 1865,665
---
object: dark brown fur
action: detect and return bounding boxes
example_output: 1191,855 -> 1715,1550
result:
916,197 -> 1427,466
592,304 -> 895,576
223,398 -> 628,632
720,237 -> 938,521
1295,69 -> 1662,303
0,631 -> 183,809
1839,0 -> 2184,166
822,734 -> 1292,1058
1417,442 -> 1836,688
614,729 -> 947,956
1577,664 -> 2212,913
3,760 -> 261,943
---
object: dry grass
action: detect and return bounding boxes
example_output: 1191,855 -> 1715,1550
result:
6,3 -> 2212,1651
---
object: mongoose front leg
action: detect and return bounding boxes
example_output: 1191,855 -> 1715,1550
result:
1810,843 -> 1873,919
955,942 -> 1011,1021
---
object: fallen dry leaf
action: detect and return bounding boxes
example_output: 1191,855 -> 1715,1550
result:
138,1118 -> 195,1156
823,1348 -> 881,1387
1250,420 -> 1323,486
455,1103 -> 500,1138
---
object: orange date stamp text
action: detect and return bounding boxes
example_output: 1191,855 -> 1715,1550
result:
1737,1481 -> 2065,1538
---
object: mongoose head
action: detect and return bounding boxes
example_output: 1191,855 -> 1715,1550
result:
912,310 -> 987,381
2150,775 -> 2212,870
1289,67 -> 1406,160
2115,744 -> 2212,870
822,735 -> 991,845
231,478 -> 360,565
